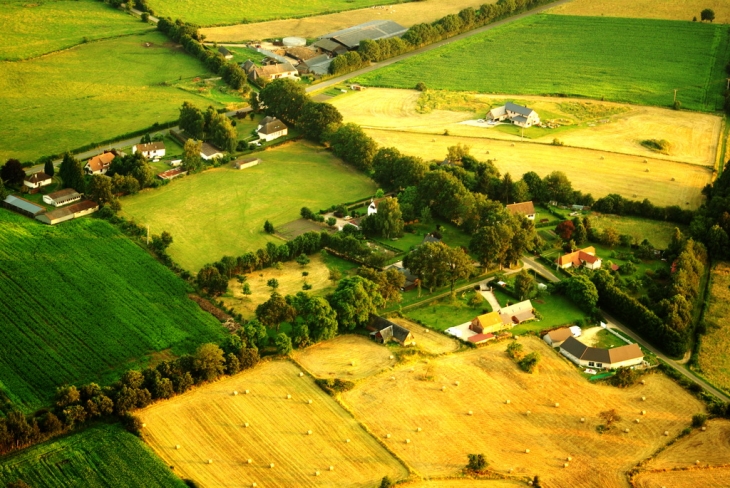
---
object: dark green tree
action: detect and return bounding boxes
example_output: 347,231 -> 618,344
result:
197,264 -> 228,296
565,274 -> 599,312
298,101 -> 343,142
328,276 -> 385,330
259,78 -> 308,124
514,269 -> 535,300
43,158 -> 55,177
58,153 -> 85,192
1,159 -> 25,187
179,101 -> 205,139
87,174 -> 115,206
275,333 -> 293,355
193,343 -> 226,382
208,112 -> 237,152
290,292 -> 338,342
256,292 -> 296,330
701,8 -> 715,21
466,453 -> 488,471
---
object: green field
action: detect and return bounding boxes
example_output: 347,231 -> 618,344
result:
0,210 -> 225,411
146,0 -> 403,26
406,290 -> 490,330
122,141 -> 377,271
588,213 -> 685,249
0,0 -> 150,61
355,15 -> 730,111
0,425 -> 185,487
0,31 -> 227,163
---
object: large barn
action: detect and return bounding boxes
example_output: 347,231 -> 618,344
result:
318,20 -> 407,52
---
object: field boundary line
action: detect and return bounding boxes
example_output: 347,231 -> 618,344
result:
288,356 -> 420,480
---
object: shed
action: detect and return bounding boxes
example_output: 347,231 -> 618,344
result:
319,20 -> 407,50
297,54 -> 332,76
157,168 -> 188,180
543,327 -> 573,347
200,143 -> 224,160
311,38 -> 348,56
2,195 -> 46,218
43,188 -> 82,207
36,207 -> 74,225
369,316 -> 415,346
218,46 -> 233,59
468,333 -> 495,345
234,157 -> 261,170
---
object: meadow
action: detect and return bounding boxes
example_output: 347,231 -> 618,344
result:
146,0 -> 403,26
138,360 -> 409,487
121,141 -> 377,271
587,213 -> 685,249
550,0 -> 730,24
0,210 -> 225,411
0,0 -> 150,61
0,31 -> 225,163
0,425 -> 185,487
355,15 -> 730,112
695,262 -> 730,394
406,291 -> 489,331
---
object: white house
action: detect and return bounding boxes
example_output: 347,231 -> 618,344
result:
560,336 -> 644,370
23,172 -> 52,194
257,116 -> 288,142
43,188 -> 82,207
84,152 -> 115,175
487,102 -> 540,128
498,299 -> 536,326
133,141 -> 166,159
506,201 -> 536,220
367,199 -> 377,216
200,142 -> 224,161
556,246 -> 602,270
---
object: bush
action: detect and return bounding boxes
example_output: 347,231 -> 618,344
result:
121,413 -> 143,436
692,413 -> 707,428
315,378 -> 355,396
506,341 -> 524,360
415,82 -> 427,91
611,366 -> 640,387
518,352 -> 540,373
466,453 -> 488,471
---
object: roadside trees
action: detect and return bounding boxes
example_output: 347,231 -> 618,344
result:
298,101 -> 343,142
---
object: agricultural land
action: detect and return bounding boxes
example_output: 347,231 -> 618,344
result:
354,15 -> 730,112
342,336 -> 704,488
0,425 -> 186,487
586,214 -> 685,249
121,141 -> 376,271
695,262 -> 730,394
292,334 -> 397,380
550,0 -> 730,24
202,0 -> 490,42
0,210 -> 225,410
138,360 -> 409,487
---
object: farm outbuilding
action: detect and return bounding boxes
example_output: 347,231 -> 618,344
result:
318,20 -> 407,51
157,168 -> 187,180
218,46 -> 233,59
296,54 -> 332,76
200,143 -> 224,161
35,200 -> 98,225
487,102 -> 541,128
369,316 -> 415,346
470,312 -> 505,335
283,37 -> 307,48
311,38 -> 348,56
234,157 -> 261,170
2,195 -> 46,218
499,300 -> 536,326
543,327 -> 574,347
43,188 -> 82,207
559,336 -> 644,370
468,333 -> 495,345
23,172 -> 52,194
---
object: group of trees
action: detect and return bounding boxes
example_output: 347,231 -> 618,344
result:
179,102 -> 238,152
329,51 -> 368,76
403,241 -> 475,294
690,168 -> 730,259
593,193 -> 694,225
0,159 -> 26,188
359,197 -> 406,239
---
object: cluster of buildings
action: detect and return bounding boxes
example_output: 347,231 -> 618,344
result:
2,192 -> 98,226
543,327 -> 644,370
465,298 -> 536,345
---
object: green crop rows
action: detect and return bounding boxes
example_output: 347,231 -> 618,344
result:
0,424 -> 185,487
0,210 -> 226,411
355,15 -> 730,112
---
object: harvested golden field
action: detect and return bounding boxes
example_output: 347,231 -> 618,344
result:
633,467 -> 730,488
202,0 -> 492,42
643,419 -> 730,470
364,129 -> 712,209
330,89 -> 722,167
401,481 -> 524,487
221,253 -> 335,319
341,337 -> 704,488
550,0 -> 730,23
293,334 -> 396,381
138,360 -> 408,487
695,262 -> 730,394
389,318 -> 460,355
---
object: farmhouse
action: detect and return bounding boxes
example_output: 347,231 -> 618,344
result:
157,168 -> 187,180
470,311 -> 506,334
499,300 -> 536,326
35,200 -> 99,225
200,143 -> 224,161
369,316 -> 415,346
543,327 -> 573,347
133,141 -> 166,159
23,172 -> 52,194
243,60 -> 298,82
84,152 -> 115,175
487,102 -> 540,128
394,265 -> 420,291
556,246 -> 602,270
234,157 -> 261,170
319,20 -> 407,51
506,201 -> 536,220
257,116 -> 288,142
559,336 -> 644,370
297,54 -> 333,76
218,46 -> 233,59
2,195 -> 46,218
43,188 -> 82,207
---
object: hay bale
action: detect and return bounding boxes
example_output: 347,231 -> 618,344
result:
600,156 -> 604,160
645,168 -> 649,172
555,403 -> 560,408
695,460 -> 700,465
307,430 -> 313,435
641,396 -> 646,401
350,360 -> 355,366
454,381 -> 460,386
417,427 -> 422,432
511,143 -> 515,147
635,419 -> 640,424
580,418 -> 585,423
442,386 -> 447,391
391,376 -> 396,381
286,394 -> 291,399
233,391 -> 238,396
176,445 -> 181,450
624,428 -> 630,433
142,423 -> 146,428
307,399 -> 312,404
701,427 -> 707,432
299,372 -> 304,377
505,399 -> 510,404
389,355 -> 394,359
346,439 -> 351,443
208,459 -> 213,464
270,463 -> 275,468
468,411 -> 473,416
315,471 -> 320,476
244,422 -> 249,428
247,458 -> 252,464
245,389 -> 250,394
664,431 -> 669,436
405,439 -> 411,444
486,150 -> 490,154
641,410 -> 646,415
525,449 -> 530,454
329,466 -> 334,471
526,410 -> 531,416
641,380 -> 646,385
564,463 -> 569,468
386,433 -> 391,438
252,483 -> 257,488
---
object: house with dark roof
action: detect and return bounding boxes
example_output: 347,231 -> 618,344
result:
311,38 -> 348,56
133,141 -> 166,159
559,336 -> 644,370
84,152 -> 115,175
218,46 -> 233,59
23,172 -> 53,194
200,143 -> 224,161
297,54 -> 333,76
43,188 -> 82,207
556,246 -> 602,270
487,102 -> 540,128
257,116 -> 288,142
319,20 -> 407,51
2,195 -> 46,218
369,316 -> 415,346
506,201 -> 536,220
422,233 -> 442,244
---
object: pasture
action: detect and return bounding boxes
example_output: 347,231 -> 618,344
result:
341,337 -> 704,487
363,129 -> 713,208
0,210 -> 225,411
551,0 -> 730,24
293,334 -> 396,380
406,291 -> 488,331
0,425 -> 186,487
695,262 -> 730,394
587,214 -> 685,249
354,15 -> 730,112
0,0 -> 149,61
0,31 -> 224,163
121,141 -> 376,271
138,360 -> 409,487
146,0 -> 404,26
331,89 -> 722,167
202,0 -> 491,41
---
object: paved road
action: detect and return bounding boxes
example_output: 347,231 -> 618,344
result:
522,255 -> 561,283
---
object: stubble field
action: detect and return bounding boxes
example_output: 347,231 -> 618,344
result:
695,262 -> 730,394
642,419 -> 730,470
550,0 -> 730,24
138,360 -> 409,487
293,335 -> 397,380
121,141 -> 376,271
341,337 -> 704,487
633,469 -> 730,488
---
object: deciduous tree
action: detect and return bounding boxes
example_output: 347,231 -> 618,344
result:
259,78 -> 308,124
565,274 -> 599,312
179,101 -> 205,139
207,112 -> 237,152
514,269 -> 535,300
193,343 -> 225,381
182,139 -> 203,173
87,175 -> 115,206
256,292 -> 295,330
328,276 -> 384,330
1,159 -> 25,187
298,101 -> 343,142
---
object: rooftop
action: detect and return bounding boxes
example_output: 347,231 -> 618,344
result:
3,195 -> 46,215
505,102 -> 536,116
320,20 -> 407,49
506,201 -> 535,216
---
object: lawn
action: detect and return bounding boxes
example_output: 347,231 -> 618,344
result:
406,290 -> 490,331
121,140 -> 377,271
593,329 -> 630,349
355,15 -> 730,112
146,0 -> 403,26
587,213 -> 685,249
491,286 -> 588,334
0,210 -> 226,411
373,219 -> 473,255
0,0 -> 150,61
0,31 -> 227,163
0,425 -> 186,488
695,262 -> 730,394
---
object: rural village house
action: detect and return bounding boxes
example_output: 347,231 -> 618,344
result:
257,116 -> 288,142
369,316 -> 415,346
487,102 -> 540,128
218,46 -> 233,59
470,311 -> 506,335
43,188 -> 82,207
242,59 -> 298,82
499,299 -> 536,326
559,336 -> 644,370
84,152 -> 115,175
556,246 -> 602,270
23,172 -> 52,194
200,142 -> 224,161
506,201 -> 536,220
133,141 -> 166,159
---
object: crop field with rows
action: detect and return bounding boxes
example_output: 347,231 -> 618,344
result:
0,210 -> 225,411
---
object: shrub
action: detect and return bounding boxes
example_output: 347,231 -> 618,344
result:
315,378 -> 355,396
611,366 -> 641,388
506,341 -> 524,360
518,352 -> 540,373
121,413 -> 143,436
466,453 -> 488,471
692,413 -> 707,428
415,82 -> 427,91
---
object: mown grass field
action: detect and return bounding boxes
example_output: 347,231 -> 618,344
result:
0,210 -> 225,411
1,0 -> 150,60
0,425 -> 185,487
588,214 -> 684,249
0,31 -> 224,163
696,262 -> 730,394
147,0 -> 402,26
551,0 -> 730,24
138,360 -> 409,487
355,15 -> 730,112
406,291 -> 489,331
342,336 -> 704,488
122,141 -> 376,271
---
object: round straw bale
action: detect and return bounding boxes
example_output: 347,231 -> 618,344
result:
245,389 -> 250,394
664,431 -> 669,436
247,459 -> 252,464
386,433 -> 391,438
208,459 -> 213,464
555,403 -> 560,408
455,381 -> 460,386
468,411 -> 473,416
406,439 -> 411,444
233,391 -> 238,396
696,460 -> 700,465
701,427 -> 707,431
641,380 -> 645,385
307,430 -> 313,435
252,483 -> 257,487
315,471 -> 320,476
505,399 -> 510,404
525,449 -> 530,454
389,355 -> 394,359
624,428 -> 630,433
580,418 -> 585,423
442,386 -> 447,391
635,419 -> 640,424
346,439 -> 351,443
567,456 -> 572,461
244,422 -> 249,428
286,394 -> 291,399
176,445 -> 180,450
526,410 -> 531,416
299,372 -> 304,377
417,427 -> 422,432
270,463 -> 275,468
641,410 -> 646,415
329,466 -> 334,471
564,463 -> 569,468
308,399 -> 312,404
641,396 -> 646,401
